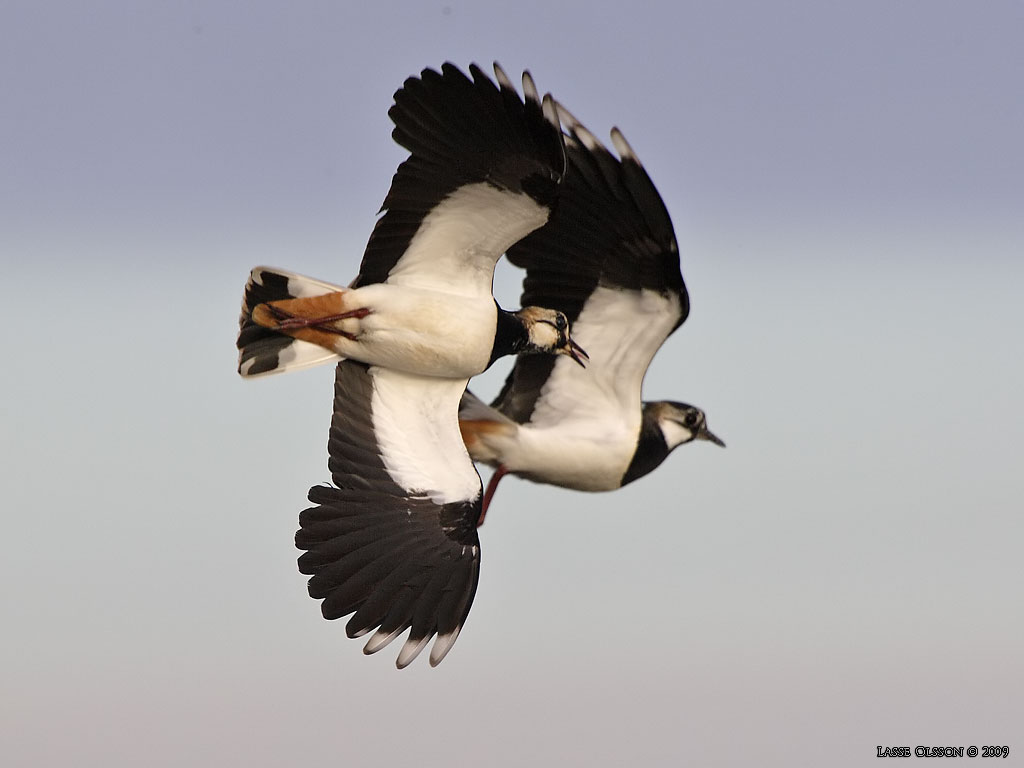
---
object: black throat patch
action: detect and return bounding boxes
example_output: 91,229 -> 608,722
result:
488,303 -> 529,369
621,409 -> 671,487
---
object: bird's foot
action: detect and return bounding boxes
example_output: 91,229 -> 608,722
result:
263,304 -> 372,338
477,465 -> 509,527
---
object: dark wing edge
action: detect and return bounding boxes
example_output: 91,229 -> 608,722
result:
354,62 -> 566,287
507,102 -> 687,323
603,124 -> 688,323
295,361 -> 481,668
494,105 -> 689,422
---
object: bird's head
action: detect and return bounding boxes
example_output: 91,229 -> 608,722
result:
515,306 -> 589,367
649,401 -> 725,451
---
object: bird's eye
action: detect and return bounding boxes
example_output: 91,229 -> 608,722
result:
684,411 -> 700,428
555,314 -> 566,331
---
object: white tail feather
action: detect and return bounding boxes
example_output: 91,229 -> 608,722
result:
238,340 -> 342,378
237,266 -> 347,378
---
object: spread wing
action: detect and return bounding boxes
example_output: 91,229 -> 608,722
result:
296,361 -> 481,668
492,105 -> 688,428
353,63 -> 566,299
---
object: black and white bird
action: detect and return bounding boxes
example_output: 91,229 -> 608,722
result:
254,63 -> 582,667
459,104 -> 724,520
236,65 -> 586,381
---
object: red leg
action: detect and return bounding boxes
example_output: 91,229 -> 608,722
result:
477,465 -> 509,527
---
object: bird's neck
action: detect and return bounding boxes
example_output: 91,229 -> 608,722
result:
621,408 -> 671,486
487,305 -> 529,369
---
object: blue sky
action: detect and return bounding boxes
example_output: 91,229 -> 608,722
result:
2,2 -> 1022,766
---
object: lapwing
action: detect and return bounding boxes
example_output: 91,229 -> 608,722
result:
236,63 -> 587,380
246,63 -> 585,667
459,104 -> 724,521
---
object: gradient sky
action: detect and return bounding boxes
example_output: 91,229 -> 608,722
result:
2,2 -> 1022,766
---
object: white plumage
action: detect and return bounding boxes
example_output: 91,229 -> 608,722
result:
245,63 -> 580,668
460,103 -> 723,512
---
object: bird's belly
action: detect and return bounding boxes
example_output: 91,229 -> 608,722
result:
499,428 -> 637,492
336,286 -> 495,378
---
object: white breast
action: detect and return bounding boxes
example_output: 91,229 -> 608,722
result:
479,422 -> 638,492
333,284 -> 498,378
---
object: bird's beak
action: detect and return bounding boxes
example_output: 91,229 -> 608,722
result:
560,337 -> 589,368
696,424 -> 725,448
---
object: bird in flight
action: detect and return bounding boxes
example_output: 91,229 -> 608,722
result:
459,102 -> 724,523
236,67 -> 586,380
240,63 -> 584,667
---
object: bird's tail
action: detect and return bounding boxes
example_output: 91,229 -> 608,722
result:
458,390 -> 517,463
458,390 -> 513,424
237,266 -> 347,378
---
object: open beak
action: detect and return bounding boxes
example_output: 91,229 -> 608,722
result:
696,424 -> 726,448
560,337 -> 589,368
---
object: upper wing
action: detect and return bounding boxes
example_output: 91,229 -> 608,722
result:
353,63 -> 566,299
493,106 -> 688,425
296,361 -> 481,668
